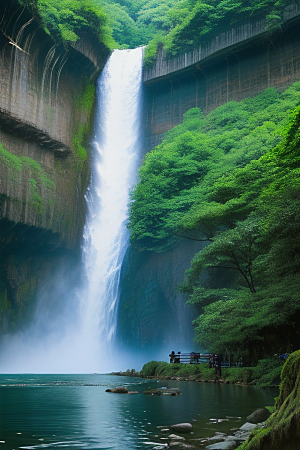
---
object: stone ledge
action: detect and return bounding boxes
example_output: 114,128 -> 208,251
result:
143,3 -> 300,84
0,108 -> 70,154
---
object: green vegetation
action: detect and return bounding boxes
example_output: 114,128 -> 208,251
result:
73,78 -> 96,164
0,142 -> 23,170
140,357 -> 284,387
0,141 -> 55,214
143,0 -> 292,65
237,350 -> 300,449
97,0 -> 182,48
18,0 -> 115,48
15,1 -> 294,60
17,0 -> 181,49
128,82 -> 300,362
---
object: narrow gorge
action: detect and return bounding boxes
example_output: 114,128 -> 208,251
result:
0,0 -> 300,368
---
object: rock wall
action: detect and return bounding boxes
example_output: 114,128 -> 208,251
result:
0,0 -> 110,334
117,8 -> 300,352
143,6 -> 300,149
117,239 -> 205,352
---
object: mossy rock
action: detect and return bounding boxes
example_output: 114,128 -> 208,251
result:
238,350 -> 300,450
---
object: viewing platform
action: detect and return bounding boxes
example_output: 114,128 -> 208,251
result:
169,351 -> 240,367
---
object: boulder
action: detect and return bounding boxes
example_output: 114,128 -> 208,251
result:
169,434 -> 185,441
231,430 -> 251,442
205,441 -> 237,449
207,435 -> 225,443
247,408 -> 270,424
105,386 -> 128,393
169,443 -> 196,449
170,423 -> 193,433
239,422 -> 257,432
143,388 -> 182,396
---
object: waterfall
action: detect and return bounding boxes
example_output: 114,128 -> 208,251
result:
0,48 -> 144,374
79,47 -> 144,366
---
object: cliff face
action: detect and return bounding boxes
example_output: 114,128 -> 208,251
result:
143,5 -> 300,149
117,9 -> 300,352
117,239 -> 204,351
0,0 -> 110,334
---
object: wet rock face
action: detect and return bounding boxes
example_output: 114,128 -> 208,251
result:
247,408 -> 270,424
143,7 -> 300,150
0,0 -> 110,334
117,239 -> 203,350
0,0 -> 109,248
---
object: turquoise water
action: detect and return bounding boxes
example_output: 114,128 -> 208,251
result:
0,374 -> 277,450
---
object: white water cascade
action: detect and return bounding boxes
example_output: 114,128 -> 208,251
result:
0,48 -> 144,373
78,47 -> 144,368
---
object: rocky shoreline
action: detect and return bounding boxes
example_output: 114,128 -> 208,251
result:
149,417 -> 267,450
106,381 -> 271,450
110,351 -> 300,450
147,408 -> 270,450
111,369 -> 256,387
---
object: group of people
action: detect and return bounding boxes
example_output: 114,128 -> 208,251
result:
169,350 -> 222,379
169,350 -> 181,363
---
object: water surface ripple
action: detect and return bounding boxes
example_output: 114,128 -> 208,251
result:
0,374 -> 277,450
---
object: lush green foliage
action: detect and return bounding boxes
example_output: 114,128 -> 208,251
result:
140,357 -> 284,386
99,0 -> 182,48
73,78 -> 96,163
19,0 -> 115,48
19,0 -> 184,49
144,0 -> 292,64
0,141 -> 55,214
128,83 -> 300,361
17,0 -> 295,54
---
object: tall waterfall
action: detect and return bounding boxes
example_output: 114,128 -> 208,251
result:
0,48 -> 144,373
79,47 -> 144,367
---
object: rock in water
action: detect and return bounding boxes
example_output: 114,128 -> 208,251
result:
247,407 -> 270,424
143,388 -> 181,396
105,387 -> 128,393
170,423 -> 193,433
239,422 -> 258,432
169,443 -> 196,449
169,434 -> 185,441
205,442 -> 237,449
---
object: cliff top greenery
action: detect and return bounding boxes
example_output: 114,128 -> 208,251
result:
16,0 -> 295,56
18,0 -> 116,48
143,0 -> 293,65
128,82 -> 300,363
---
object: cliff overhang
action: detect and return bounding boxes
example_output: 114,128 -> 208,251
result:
143,3 -> 300,85
0,0 -> 110,249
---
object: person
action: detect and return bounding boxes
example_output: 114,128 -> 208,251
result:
174,351 -> 181,363
169,350 -> 175,363
190,352 -> 200,363
214,354 -> 222,379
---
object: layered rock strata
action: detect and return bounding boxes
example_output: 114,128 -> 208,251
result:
0,0 -> 110,332
143,4 -> 300,149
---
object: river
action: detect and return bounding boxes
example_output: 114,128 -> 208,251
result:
0,374 -> 277,450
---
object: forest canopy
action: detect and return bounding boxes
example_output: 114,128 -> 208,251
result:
16,0 -> 115,47
17,1 -> 294,55
143,0 -> 293,64
128,83 -> 300,362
